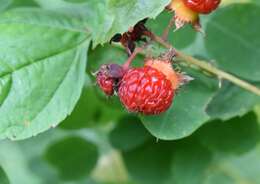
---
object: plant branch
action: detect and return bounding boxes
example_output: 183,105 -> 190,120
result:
150,33 -> 260,96
162,15 -> 175,41
122,42 -> 151,70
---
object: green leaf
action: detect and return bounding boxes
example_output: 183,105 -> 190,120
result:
0,0 -> 11,12
122,140 -> 173,184
88,44 -> 130,72
0,141 -> 41,183
198,112 -> 260,155
147,11 -> 197,49
141,69 -> 218,140
254,105 -> 260,123
35,0 -> 171,46
122,111 -> 260,184
206,81 -> 260,120
0,166 -> 9,184
169,139 -> 212,184
0,9 -> 90,140
45,136 -> 99,181
103,0 -> 170,45
166,112 -> 260,184
60,83 -> 125,130
9,0 -> 38,8
100,182 -> 137,184
64,0 -> 86,3
109,115 -> 151,151
60,86 -> 102,130
0,127 -> 102,183
205,3 -> 260,81
174,139 -> 260,182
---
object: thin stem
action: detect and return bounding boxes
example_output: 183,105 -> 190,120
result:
122,43 -> 149,70
162,15 -> 175,41
122,48 -> 140,70
151,34 -> 260,96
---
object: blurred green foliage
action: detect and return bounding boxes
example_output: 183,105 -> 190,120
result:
0,0 -> 260,183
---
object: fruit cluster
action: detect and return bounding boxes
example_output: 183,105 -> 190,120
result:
96,54 -> 186,115
96,0 -> 221,115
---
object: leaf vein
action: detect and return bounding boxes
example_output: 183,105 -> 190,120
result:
0,36 -> 88,79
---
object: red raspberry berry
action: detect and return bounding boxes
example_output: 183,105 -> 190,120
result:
118,66 -> 174,115
96,64 -> 125,96
183,0 -> 221,14
167,0 -> 220,31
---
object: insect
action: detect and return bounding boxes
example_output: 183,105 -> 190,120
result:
110,18 -> 150,55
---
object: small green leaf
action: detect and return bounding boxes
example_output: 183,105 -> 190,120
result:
205,3 -> 260,81
0,166 -> 9,184
141,69 -> 218,140
0,9 -> 90,140
45,136 -> 98,181
109,115 -> 151,151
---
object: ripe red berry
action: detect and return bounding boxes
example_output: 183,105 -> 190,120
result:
183,0 -> 221,14
96,64 -> 125,96
167,0 -> 220,31
118,66 -> 174,115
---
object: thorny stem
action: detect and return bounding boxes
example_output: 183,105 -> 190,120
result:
151,34 -> 260,96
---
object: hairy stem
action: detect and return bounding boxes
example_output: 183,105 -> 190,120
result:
123,45 -> 148,70
162,15 -> 175,41
122,48 -> 140,70
151,34 -> 260,96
